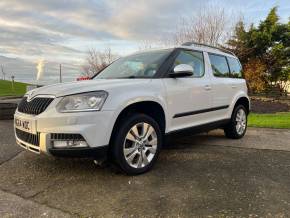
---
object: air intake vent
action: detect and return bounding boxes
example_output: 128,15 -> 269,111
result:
18,97 -> 54,115
51,133 -> 85,141
15,129 -> 40,147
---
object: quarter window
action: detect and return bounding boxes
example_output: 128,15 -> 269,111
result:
208,54 -> 230,77
173,50 -> 205,77
227,57 -> 243,78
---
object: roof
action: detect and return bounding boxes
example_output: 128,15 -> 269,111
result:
131,42 -> 238,59
176,41 -> 237,58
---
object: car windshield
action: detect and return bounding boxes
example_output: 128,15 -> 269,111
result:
94,49 -> 173,79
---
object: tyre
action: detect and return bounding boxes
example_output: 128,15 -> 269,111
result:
224,105 -> 248,139
110,113 -> 162,175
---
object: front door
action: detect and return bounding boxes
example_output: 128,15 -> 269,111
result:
163,49 -> 212,132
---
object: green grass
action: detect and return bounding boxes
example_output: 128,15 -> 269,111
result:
248,112 -> 290,129
0,79 -> 29,97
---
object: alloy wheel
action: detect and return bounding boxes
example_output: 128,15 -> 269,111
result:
235,108 -> 247,135
123,122 -> 157,168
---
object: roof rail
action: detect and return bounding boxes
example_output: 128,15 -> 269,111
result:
181,41 -> 235,56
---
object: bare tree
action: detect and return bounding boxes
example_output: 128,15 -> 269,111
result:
1,64 -> 6,80
82,47 -> 118,77
167,5 -> 235,47
138,40 -> 156,50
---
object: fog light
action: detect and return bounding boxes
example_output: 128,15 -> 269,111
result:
52,140 -> 88,148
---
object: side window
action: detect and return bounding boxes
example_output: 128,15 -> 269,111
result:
227,57 -> 243,78
208,54 -> 230,78
173,50 -> 205,77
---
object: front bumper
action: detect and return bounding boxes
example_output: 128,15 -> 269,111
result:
15,131 -> 109,158
14,107 -> 116,158
48,146 -> 108,158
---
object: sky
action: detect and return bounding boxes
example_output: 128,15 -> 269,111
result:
0,0 -> 289,84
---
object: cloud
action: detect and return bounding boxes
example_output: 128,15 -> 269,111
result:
0,0 -> 289,84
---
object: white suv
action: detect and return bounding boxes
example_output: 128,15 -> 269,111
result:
14,42 -> 250,174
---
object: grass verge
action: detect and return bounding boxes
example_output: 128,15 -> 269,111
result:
248,112 -> 290,129
0,79 -> 28,97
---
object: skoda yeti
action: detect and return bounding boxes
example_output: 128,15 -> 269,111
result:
14,42 -> 250,175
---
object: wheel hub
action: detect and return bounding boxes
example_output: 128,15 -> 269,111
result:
138,138 -> 147,151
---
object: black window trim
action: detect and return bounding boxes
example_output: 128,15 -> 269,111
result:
153,48 -> 178,78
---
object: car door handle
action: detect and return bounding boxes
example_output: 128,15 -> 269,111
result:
231,85 -> 237,89
204,85 -> 212,91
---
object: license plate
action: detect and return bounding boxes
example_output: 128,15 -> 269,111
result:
15,117 -> 32,133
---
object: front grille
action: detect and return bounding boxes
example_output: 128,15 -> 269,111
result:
18,97 -> 54,115
16,129 -> 40,147
51,133 -> 85,141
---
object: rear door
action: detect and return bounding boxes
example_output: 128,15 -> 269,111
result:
227,56 -> 245,93
207,53 -> 233,120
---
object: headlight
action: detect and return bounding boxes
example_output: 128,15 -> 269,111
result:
56,91 -> 108,112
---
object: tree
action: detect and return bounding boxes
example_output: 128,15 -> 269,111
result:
82,47 -> 118,77
227,7 -> 290,93
243,59 -> 268,93
227,21 -> 254,64
253,8 -> 289,87
138,40 -> 154,50
168,5 -> 233,47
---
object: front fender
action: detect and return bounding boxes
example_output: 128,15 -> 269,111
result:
101,79 -> 169,141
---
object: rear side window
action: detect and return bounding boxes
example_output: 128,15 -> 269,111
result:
173,50 -> 205,77
208,54 -> 230,78
227,57 -> 243,78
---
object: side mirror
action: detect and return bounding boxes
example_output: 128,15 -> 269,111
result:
169,64 -> 194,78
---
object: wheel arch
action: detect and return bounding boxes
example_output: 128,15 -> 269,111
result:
109,100 -> 167,146
233,96 -> 250,114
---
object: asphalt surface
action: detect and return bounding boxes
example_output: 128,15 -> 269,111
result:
1,120 -> 290,217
